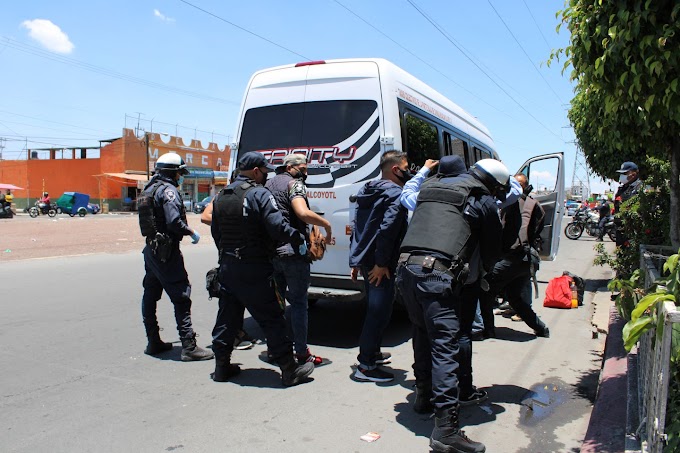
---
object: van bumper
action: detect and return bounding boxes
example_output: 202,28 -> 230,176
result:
309,274 -> 364,301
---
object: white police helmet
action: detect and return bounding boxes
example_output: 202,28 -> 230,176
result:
155,152 -> 189,175
472,159 -> 511,191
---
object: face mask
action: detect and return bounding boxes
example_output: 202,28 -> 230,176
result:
618,174 -> 628,184
293,168 -> 307,182
258,170 -> 268,185
178,176 -> 184,186
396,168 -> 412,184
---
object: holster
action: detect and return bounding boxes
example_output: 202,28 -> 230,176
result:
151,233 -> 173,263
398,252 -> 470,296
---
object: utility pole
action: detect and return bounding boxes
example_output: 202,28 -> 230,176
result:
571,142 -> 591,200
145,132 -> 151,181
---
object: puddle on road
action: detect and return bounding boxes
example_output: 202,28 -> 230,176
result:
519,380 -> 570,427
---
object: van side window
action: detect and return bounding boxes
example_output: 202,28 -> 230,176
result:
444,132 -> 469,168
473,146 -> 491,162
404,114 -> 440,170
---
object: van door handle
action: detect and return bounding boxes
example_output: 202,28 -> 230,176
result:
314,211 -> 325,216
349,194 -> 357,203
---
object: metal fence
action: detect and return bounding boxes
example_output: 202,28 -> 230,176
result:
637,245 -> 678,453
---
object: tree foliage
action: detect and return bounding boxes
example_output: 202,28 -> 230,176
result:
552,0 -> 680,247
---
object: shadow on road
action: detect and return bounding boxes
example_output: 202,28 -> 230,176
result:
493,326 -> 538,343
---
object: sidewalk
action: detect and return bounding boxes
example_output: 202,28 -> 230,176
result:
582,288 -> 636,453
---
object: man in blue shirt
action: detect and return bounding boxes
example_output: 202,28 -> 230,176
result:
349,150 -> 410,383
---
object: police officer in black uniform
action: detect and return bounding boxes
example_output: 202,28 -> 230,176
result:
138,152 -> 214,362
614,161 -> 643,247
396,159 -> 511,453
210,152 -> 314,387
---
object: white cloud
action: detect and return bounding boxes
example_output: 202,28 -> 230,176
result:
529,170 -> 556,190
154,9 -> 175,23
21,19 -> 74,54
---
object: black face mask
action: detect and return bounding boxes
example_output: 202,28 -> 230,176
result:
396,168 -> 412,184
293,168 -> 307,182
256,169 -> 268,185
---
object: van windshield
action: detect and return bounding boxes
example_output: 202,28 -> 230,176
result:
238,100 -> 380,188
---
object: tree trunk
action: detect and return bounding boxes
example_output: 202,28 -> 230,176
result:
670,137 -> 680,250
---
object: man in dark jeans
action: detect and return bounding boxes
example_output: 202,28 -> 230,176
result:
349,150 -> 410,383
596,199 -> 612,241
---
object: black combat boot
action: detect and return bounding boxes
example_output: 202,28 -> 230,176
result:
180,333 -> 215,362
414,381 -> 433,414
430,406 -> 486,453
278,354 -> 314,387
212,355 -> 241,382
144,328 -> 173,356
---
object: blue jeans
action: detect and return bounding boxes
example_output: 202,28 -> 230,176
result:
272,256 -> 311,356
357,266 -> 395,369
472,302 -> 484,334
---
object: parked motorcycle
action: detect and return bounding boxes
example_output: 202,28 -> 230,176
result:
29,201 -> 57,218
564,208 -> 617,241
0,204 -> 14,219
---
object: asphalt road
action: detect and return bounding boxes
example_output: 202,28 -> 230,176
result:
1,226 -> 615,453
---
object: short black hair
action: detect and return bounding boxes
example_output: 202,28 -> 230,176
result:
380,150 -> 407,171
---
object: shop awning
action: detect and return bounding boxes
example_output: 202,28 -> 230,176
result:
97,173 -> 149,183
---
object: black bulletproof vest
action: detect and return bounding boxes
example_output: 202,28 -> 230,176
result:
400,174 -> 489,262
138,180 -> 169,237
215,180 -> 271,261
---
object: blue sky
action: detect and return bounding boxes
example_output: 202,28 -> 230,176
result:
0,0 -> 613,194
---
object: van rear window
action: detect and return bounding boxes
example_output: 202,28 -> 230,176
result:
239,100 -> 378,157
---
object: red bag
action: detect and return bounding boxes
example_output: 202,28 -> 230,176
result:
543,275 -> 573,309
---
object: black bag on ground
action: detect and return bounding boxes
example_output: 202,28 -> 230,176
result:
562,271 -> 585,305
206,267 -> 221,299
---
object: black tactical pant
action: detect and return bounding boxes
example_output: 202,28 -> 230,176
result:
141,245 -> 194,338
480,251 -> 546,335
212,257 -> 292,361
396,263 -> 478,412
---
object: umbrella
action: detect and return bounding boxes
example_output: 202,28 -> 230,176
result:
0,183 -> 23,190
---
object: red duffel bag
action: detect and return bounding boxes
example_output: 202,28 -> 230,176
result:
543,275 -> 573,309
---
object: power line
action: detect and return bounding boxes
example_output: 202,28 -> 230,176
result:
0,110 -> 112,135
405,0 -> 563,141
0,118 -> 104,138
485,0 -> 563,104
1,37 -> 240,106
521,0 -> 552,50
332,0 -> 513,118
176,0 -> 311,61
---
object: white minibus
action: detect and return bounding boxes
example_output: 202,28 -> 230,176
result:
230,58 -> 564,301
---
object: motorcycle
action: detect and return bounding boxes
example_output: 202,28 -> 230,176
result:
565,208 -> 617,241
29,201 -> 57,218
0,203 -> 14,219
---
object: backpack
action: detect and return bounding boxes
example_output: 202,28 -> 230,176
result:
543,275 -> 573,309
307,225 -> 326,261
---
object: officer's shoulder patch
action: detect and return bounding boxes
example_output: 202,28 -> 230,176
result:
164,188 -> 176,202
269,194 -> 278,210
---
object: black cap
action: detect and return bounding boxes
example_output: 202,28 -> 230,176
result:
237,152 -> 276,172
616,161 -> 638,173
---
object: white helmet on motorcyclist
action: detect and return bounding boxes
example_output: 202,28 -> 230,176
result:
155,152 -> 189,175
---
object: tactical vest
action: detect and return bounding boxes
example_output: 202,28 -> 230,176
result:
513,196 -> 544,250
138,180 -> 167,237
266,173 -> 308,238
400,174 -> 489,261
214,180 -> 271,261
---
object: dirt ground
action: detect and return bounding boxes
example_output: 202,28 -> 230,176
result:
0,212 -> 215,261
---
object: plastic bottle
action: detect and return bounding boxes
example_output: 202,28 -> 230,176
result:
570,280 -> 578,308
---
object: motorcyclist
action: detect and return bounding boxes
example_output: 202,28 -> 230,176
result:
39,192 -> 51,210
596,198 -> 612,241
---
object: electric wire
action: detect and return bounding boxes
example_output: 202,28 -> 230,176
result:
405,0 -> 563,141
521,0 -> 553,50
1,37 -> 239,106
176,0 -> 311,61
0,110 -> 113,135
486,0 -> 563,104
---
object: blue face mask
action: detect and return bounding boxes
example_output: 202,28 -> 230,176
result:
178,176 -> 184,186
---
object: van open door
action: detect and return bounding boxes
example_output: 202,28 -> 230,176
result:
516,152 -> 565,260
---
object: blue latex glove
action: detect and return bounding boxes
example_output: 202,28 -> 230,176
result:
299,242 -> 308,256
190,231 -> 200,244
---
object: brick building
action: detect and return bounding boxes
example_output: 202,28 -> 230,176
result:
0,128 -> 231,210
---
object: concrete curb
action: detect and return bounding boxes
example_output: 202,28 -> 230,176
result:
581,305 -> 628,452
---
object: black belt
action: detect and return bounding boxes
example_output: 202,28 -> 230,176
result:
399,253 -> 452,273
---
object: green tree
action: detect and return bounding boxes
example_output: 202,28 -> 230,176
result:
552,0 -> 680,248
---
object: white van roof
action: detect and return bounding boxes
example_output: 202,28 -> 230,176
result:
245,58 -> 494,150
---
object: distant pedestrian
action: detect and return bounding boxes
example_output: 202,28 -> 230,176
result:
210,152 -> 314,386
138,152 -> 214,362
349,150 -> 410,383
265,154 -> 332,366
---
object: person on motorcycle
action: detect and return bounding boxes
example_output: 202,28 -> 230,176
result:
596,198 -> 612,241
39,192 -> 51,209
